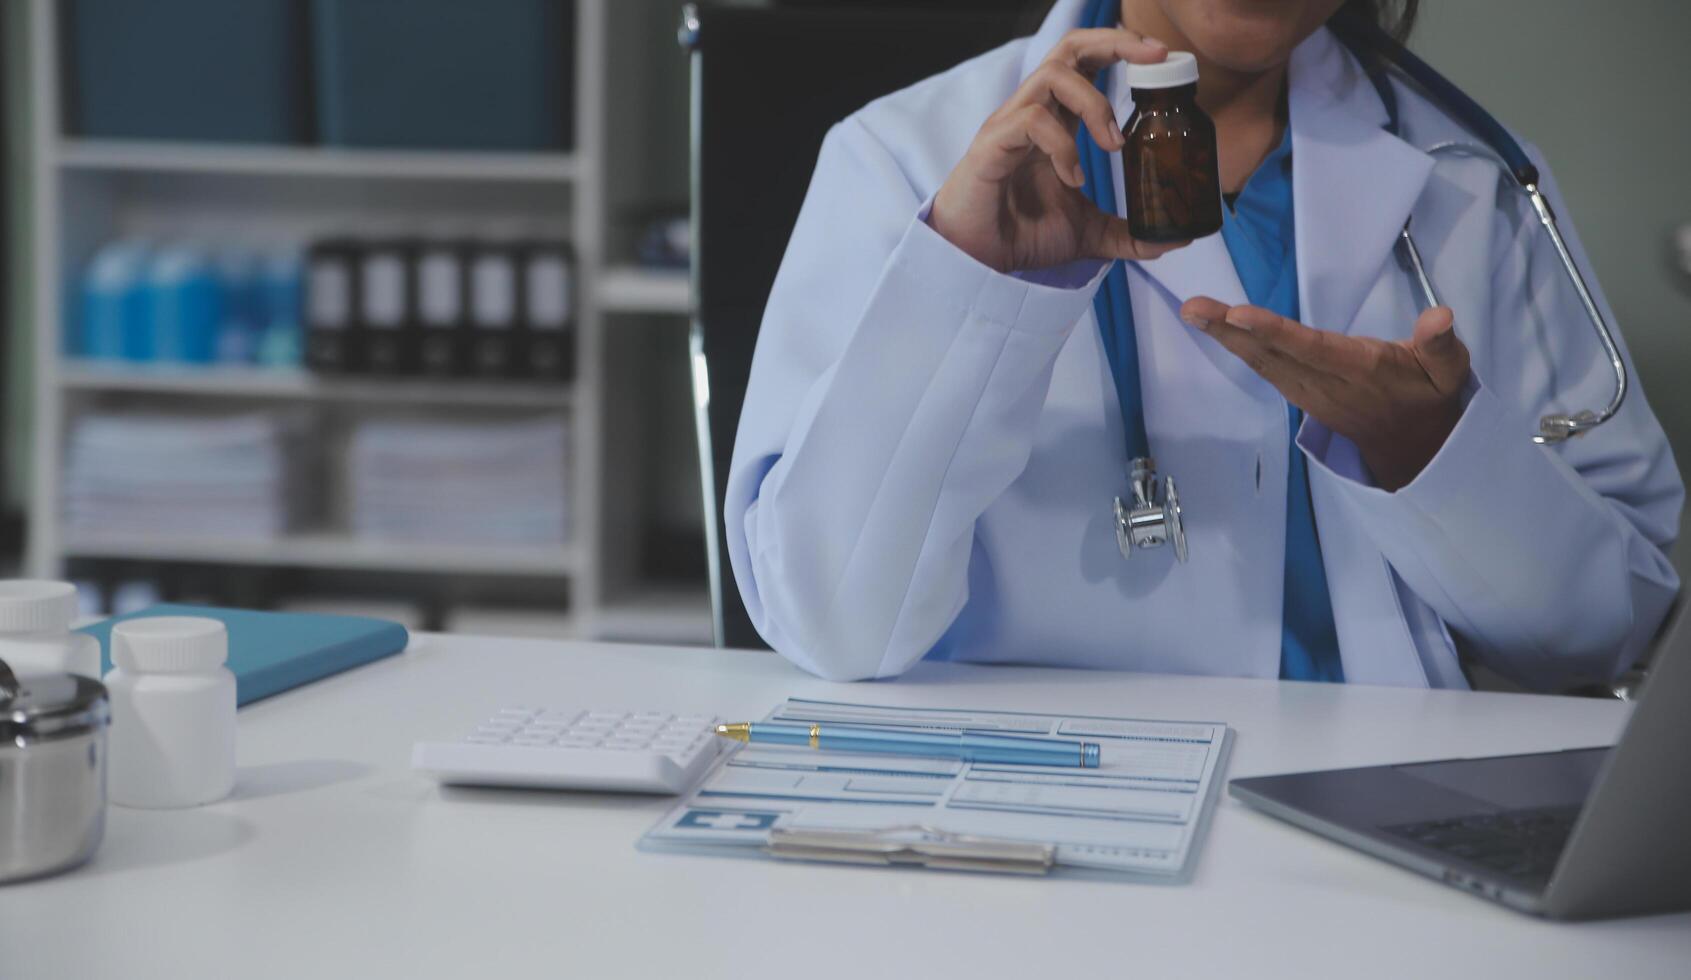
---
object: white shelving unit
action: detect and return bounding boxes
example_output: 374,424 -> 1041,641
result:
61,532 -> 584,578
23,0 -> 710,644
59,360 -> 577,409
58,138 -> 584,183
598,266 -> 691,315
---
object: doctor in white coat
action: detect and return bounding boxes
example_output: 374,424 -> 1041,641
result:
725,0 -> 1683,688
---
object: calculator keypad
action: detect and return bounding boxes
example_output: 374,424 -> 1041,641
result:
465,708 -> 716,759
414,706 -> 728,793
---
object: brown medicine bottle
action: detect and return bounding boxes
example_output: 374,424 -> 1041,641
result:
1121,52 -> 1223,242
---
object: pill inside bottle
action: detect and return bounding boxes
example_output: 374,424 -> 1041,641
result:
1120,52 -> 1224,243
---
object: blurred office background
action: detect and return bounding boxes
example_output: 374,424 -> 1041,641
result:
0,0 -> 1686,643
0,0 -> 711,642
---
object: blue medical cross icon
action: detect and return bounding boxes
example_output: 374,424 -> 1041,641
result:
678,809 -> 778,831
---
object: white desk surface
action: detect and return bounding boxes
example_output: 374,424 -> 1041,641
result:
2,635 -> 1686,979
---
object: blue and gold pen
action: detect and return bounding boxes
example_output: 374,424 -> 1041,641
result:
714,721 -> 1101,768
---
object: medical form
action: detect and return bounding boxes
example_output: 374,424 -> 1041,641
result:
641,699 -> 1231,880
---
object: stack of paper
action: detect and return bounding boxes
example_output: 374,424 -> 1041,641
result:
348,414 -> 569,547
63,411 -> 307,540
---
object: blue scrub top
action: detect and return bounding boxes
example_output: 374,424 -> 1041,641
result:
1219,127 -> 1346,683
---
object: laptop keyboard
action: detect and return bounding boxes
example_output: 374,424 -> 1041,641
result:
1386,805 -> 1581,885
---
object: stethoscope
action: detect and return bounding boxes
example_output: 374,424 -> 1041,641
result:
1075,0 -> 1631,564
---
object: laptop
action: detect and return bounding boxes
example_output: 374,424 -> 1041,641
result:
1229,604 -> 1691,920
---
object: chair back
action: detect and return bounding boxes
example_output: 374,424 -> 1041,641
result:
683,3 -> 1023,648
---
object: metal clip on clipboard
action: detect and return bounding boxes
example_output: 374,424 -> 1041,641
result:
765,826 -> 1056,875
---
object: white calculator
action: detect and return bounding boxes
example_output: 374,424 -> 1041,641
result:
411,707 -> 726,795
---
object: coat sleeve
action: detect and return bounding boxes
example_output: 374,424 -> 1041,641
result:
724,116 -> 1105,681
1299,147 -> 1683,691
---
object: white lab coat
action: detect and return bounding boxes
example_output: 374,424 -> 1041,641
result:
725,0 -> 1683,687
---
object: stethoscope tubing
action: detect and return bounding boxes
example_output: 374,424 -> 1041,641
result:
1330,12 -> 1627,442
1076,0 -> 1628,454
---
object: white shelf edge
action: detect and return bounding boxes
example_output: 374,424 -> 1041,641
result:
62,532 -> 581,577
442,605 -> 584,641
591,586 -> 714,645
60,361 -> 575,409
55,138 -> 582,183
597,267 -> 690,315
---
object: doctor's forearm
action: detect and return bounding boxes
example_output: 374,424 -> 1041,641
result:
1308,383 -> 1680,688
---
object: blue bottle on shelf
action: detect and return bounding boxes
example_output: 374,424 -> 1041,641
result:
215,250 -> 264,364
256,248 -> 305,367
142,245 -> 222,363
78,241 -> 150,360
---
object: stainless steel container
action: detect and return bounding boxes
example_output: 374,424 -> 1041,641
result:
0,658 -> 110,884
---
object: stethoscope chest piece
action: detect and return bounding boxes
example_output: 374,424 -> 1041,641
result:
1114,457 -> 1188,563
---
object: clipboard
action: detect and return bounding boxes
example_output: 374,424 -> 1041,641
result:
640,698 -> 1232,882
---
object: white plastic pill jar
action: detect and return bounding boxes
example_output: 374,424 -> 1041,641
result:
0,580 -> 101,679
104,616 -> 236,809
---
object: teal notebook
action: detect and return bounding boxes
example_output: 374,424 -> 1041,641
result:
78,604 -> 410,707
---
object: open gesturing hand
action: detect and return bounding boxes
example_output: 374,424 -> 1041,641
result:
1181,296 -> 1470,492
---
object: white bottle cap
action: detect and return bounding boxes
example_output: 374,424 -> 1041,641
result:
111,617 -> 228,674
0,581 -> 80,633
1125,51 -> 1199,90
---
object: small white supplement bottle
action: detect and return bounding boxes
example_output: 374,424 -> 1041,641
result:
104,616 -> 237,809
0,580 -> 102,679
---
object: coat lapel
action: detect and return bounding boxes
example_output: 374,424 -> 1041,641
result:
1289,29 -> 1433,339
1289,29 -> 1439,687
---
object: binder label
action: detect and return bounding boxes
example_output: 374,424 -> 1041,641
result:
308,262 -> 350,329
472,255 -> 517,329
419,252 -> 462,328
362,253 -> 406,329
526,256 -> 572,330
